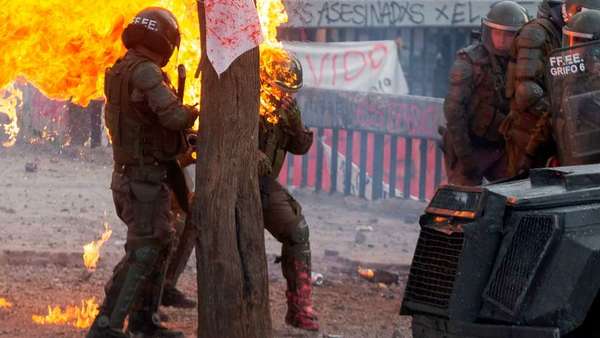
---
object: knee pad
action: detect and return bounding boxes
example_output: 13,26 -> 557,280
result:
283,218 -> 311,263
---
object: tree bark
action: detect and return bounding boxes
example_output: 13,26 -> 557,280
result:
193,2 -> 272,338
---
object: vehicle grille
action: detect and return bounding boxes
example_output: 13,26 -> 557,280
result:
404,226 -> 465,313
484,215 -> 556,315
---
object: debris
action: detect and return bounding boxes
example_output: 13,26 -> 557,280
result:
354,231 -> 367,244
355,225 -> 373,232
25,162 -> 38,172
311,272 -> 324,286
0,206 -> 16,214
357,267 -> 399,285
324,249 -> 339,257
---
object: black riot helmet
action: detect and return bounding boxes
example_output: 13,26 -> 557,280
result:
481,1 -> 529,56
562,0 -> 600,22
266,50 -> 303,93
562,9 -> 600,47
122,7 -> 181,66
538,0 -> 564,18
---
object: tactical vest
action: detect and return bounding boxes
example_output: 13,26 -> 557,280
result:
259,117 -> 289,178
104,54 -> 186,165
461,43 -> 509,144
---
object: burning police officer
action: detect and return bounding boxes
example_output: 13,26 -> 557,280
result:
87,7 -> 198,338
258,51 -> 318,330
442,1 -> 529,185
500,0 -> 600,176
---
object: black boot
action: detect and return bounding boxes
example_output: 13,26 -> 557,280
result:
161,287 -> 196,309
86,315 -> 129,338
127,311 -> 185,338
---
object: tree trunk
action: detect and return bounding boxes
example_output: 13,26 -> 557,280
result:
193,2 -> 272,338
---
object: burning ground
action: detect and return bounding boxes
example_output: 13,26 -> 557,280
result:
0,145 -> 419,337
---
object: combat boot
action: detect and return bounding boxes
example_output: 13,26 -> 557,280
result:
86,315 -> 129,338
127,311 -> 185,338
284,259 -> 319,331
161,287 -> 196,309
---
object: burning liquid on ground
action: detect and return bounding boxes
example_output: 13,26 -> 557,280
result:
0,297 -> 13,309
32,298 -> 99,329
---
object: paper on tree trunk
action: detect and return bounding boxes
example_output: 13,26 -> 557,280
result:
204,0 -> 263,76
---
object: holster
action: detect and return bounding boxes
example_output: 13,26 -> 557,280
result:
165,160 -> 190,214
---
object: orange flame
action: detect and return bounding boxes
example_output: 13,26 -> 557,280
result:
0,0 -> 287,143
257,0 -> 291,125
32,297 -> 99,329
0,0 -> 200,107
0,297 -> 13,309
0,83 -> 23,147
83,222 -> 112,271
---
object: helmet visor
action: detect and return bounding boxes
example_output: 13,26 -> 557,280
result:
482,18 -> 519,56
563,26 -> 596,47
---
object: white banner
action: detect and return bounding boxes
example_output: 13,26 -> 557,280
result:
284,40 -> 408,95
283,0 -> 540,27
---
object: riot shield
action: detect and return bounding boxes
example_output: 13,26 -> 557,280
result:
548,40 -> 600,165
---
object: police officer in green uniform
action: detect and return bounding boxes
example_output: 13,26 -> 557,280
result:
257,53 -> 318,331
86,7 -> 198,338
549,9 -> 600,166
442,1 -> 529,185
500,0 -> 600,175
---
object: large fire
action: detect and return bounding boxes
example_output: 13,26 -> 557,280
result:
32,297 -> 99,329
83,222 -> 113,271
0,297 -> 13,309
0,0 -> 200,107
257,0 -> 292,125
0,83 -> 23,147
0,0 -> 289,143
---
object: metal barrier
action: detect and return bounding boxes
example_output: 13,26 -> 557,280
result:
279,88 -> 445,201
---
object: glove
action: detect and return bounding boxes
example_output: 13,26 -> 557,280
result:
279,96 -> 304,132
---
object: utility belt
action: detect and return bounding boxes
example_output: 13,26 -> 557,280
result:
114,162 -> 168,183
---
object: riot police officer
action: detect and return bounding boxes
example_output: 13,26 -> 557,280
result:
443,1 -> 529,185
258,52 -> 319,331
547,9 -> 600,166
501,0 -> 600,175
562,9 -> 600,46
87,7 -> 198,338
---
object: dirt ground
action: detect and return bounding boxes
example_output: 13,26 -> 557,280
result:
0,144 -> 422,338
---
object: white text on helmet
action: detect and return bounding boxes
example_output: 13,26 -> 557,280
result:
133,16 -> 158,32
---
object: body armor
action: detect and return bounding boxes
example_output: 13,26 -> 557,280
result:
259,102 -> 313,178
501,12 -> 563,176
104,52 -> 192,165
443,42 -> 510,185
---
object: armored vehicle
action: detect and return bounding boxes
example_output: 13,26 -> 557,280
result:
401,165 -> 600,337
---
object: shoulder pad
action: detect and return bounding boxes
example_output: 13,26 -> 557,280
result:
448,56 -> 473,85
131,61 -> 163,91
516,21 -> 549,49
460,43 -> 489,65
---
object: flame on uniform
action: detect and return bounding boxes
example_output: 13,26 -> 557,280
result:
83,222 -> 113,271
0,83 -> 23,147
257,0 -> 291,125
32,297 -> 99,329
0,297 -> 12,309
